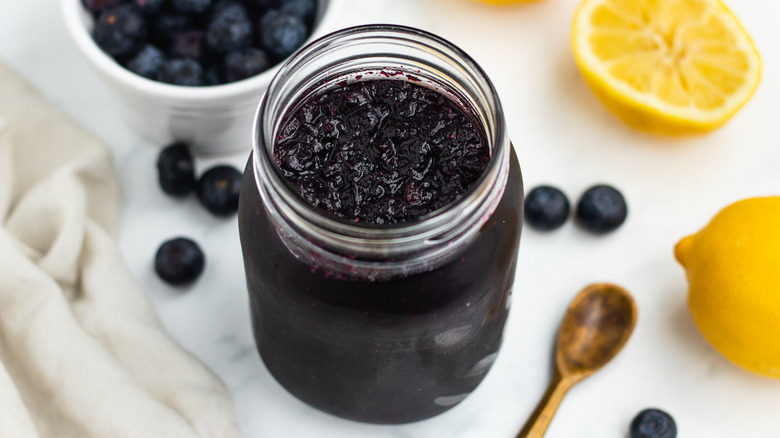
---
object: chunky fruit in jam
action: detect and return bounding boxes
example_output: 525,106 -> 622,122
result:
274,78 -> 490,224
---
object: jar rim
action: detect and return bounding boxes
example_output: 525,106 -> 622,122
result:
251,23 -> 511,280
253,24 -> 508,237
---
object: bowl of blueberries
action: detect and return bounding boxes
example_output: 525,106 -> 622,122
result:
62,0 -> 342,154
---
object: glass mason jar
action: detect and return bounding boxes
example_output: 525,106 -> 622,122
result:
238,24 -> 523,424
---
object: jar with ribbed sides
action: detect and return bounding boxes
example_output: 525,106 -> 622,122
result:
238,24 -> 523,424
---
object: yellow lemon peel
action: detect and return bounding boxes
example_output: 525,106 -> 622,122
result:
676,197 -> 780,379
572,0 -> 761,134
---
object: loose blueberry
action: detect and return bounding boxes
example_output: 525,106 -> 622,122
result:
224,48 -> 269,82
630,409 -> 677,438
158,58 -> 205,86
155,237 -> 205,285
576,184 -> 628,233
133,0 -> 165,15
152,13 -> 192,45
93,4 -> 147,57
197,165 -> 243,216
524,185 -> 570,231
280,0 -> 316,23
206,4 -> 253,54
124,44 -> 166,79
157,142 -> 196,196
170,30 -> 206,61
170,0 -> 213,14
82,0 -> 123,13
259,9 -> 307,59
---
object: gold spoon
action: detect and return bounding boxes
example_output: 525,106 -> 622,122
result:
517,283 -> 637,438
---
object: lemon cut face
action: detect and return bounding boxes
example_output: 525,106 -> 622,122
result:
572,0 -> 761,134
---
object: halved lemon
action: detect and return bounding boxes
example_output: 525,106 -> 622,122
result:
572,0 -> 761,134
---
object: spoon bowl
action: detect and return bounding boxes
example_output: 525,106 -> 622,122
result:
517,283 -> 637,438
557,283 -> 637,379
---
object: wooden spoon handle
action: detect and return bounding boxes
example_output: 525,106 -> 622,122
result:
516,372 -> 573,438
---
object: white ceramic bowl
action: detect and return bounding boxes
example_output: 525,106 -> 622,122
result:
62,0 -> 343,155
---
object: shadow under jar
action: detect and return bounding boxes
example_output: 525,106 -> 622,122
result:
238,25 -> 523,424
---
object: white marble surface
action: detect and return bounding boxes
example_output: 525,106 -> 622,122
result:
2,0 -> 780,436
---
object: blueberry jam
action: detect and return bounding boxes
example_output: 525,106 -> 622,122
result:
273,77 -> 490,224
238,26 -> 523,425
239,150 -> 522,423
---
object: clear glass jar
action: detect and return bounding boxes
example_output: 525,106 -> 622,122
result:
238,24 -> 523,424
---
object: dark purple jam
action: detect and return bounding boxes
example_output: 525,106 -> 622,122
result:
239,74 -> 524,424
239,152 -> 523,423
273,78 -> 490,224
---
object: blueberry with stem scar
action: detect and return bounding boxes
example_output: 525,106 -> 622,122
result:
576,184 -> 628,233
630,409 -> 677,438
524,185 -> 570,231
197,165 -> 243,216
155,237 -> 205,286
157,142 -> 196,196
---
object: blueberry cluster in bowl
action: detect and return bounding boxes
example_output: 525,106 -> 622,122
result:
83,0 -> 317,86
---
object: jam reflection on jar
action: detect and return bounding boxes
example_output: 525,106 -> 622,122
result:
238,25 -> 523,424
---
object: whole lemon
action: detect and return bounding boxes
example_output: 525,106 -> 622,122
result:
675,197 -> 780,378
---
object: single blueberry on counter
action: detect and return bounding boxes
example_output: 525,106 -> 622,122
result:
630,409 -> 677,438
576,184 -> 627,233
93,4 -> 147,57
259,10 -> 307,59
224,48 -> 269,82
197,165 -> 243,216
158,58 -> 205,86
170,0 -> 213,15
157,142 -> 196,196
524,185 -> 570,231
155,237 -> 205,285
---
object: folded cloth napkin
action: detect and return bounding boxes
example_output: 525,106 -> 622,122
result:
0,63 -> 241,437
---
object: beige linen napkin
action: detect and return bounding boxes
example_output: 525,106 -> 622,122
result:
0,63 -> 241,437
